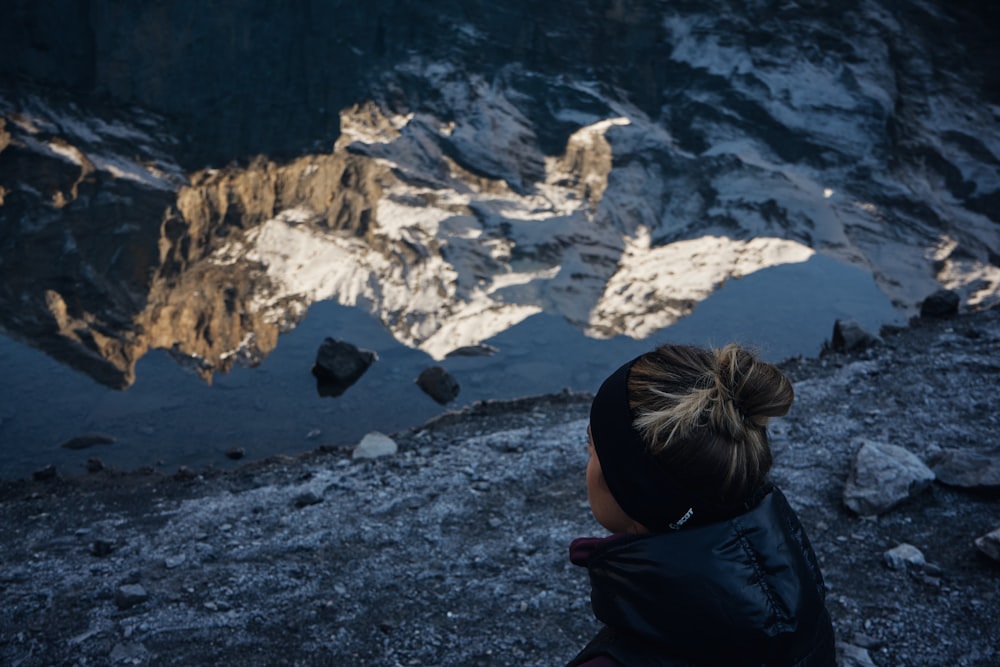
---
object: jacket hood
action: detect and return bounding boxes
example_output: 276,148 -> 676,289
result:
570,487 -> 828,667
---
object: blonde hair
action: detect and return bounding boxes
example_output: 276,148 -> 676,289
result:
628,344 -> 793,505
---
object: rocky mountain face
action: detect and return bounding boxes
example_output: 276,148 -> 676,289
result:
1,0 -> 998,387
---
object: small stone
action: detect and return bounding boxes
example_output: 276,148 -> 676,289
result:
312,338 -> 378,397
921,562 -> 943,577
306,428 -> 322,440
416,366 -> 460,404
910,569 -> 942,586
353,432 -> 398,460
115,584 -> 149,610
109,642 -> 148,662
164,555 -> 186,569
86,457 -> 105,473
90,540 -> 114,557
920,289 -> 960,318
32,465 -> 57,481
884,543 -> 926,571
831,320 -> 880,353
974,527 -> 1000,562
293,492 -> 323,508
850,633 -> 881,649
837,642 -> 878,667
224,447 -> 245,460
174,466 -> 197,481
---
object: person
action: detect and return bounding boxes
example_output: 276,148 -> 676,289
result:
567,343 -> 836,667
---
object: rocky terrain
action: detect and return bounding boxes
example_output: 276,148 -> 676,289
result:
1,305 -> 998,667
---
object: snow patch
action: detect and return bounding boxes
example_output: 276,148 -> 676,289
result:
46,141 -> 85,166
590,234 -> 815,339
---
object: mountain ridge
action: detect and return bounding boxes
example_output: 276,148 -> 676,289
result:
1,1 -> 998,389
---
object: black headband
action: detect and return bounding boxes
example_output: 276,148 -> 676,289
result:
589,356 -> 749,531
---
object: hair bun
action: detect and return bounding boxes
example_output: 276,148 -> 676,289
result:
627,343 -> 793,505
713,344 -> 793,427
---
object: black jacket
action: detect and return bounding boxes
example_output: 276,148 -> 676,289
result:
567,486 -> 835,667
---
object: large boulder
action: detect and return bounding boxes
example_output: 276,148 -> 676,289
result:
928,448 -> 1000,493
311,338 -> 378,397
416,366 -> 460,405
919,289 -> 960,319
843,440 -> 935,516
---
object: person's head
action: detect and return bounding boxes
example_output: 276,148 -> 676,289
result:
586,343 -> 793,533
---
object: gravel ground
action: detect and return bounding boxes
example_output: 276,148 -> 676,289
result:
1,306 -> 998,667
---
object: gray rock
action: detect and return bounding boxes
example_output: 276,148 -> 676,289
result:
832,320 -> 880,353
974,527 -> 1000,562
86,457 -> 105,473
224,447 -> 245,460
416,366 -> 460,404
115,584 -> 149,610
920,289 -> 960,319
312,338 -> 378,397
843,440 -> 935,516
353,432 -> 398,460
929,448 -> 1000,492
837,642 -> 878,667
884,543 -> 926,571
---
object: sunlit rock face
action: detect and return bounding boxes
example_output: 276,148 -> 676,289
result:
0,1 -> 998,386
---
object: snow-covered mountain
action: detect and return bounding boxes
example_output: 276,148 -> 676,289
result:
1,0 -> 998,388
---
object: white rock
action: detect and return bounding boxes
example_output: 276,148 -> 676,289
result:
164,555 -> 186,569
843,440 -> 935,516
353,432 -> 398,460
884,543 -> 926,571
